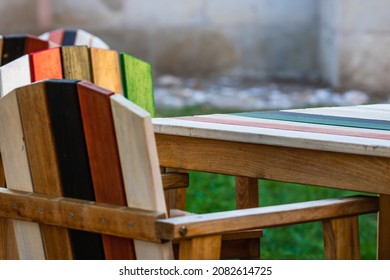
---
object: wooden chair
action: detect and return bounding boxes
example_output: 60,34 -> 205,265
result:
0,80 -> 379,259
0,45 -> 263,259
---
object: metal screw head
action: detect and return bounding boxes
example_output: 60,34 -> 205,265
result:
99,218 -> 106,224
69,212 -> 75,218
179,226 -> 188,236
12,202 -> 17,209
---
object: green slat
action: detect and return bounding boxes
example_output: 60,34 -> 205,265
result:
120,53 -> 155,117
234,111 -> 390,131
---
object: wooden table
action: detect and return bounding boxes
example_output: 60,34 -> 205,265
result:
153,104 -> 390,259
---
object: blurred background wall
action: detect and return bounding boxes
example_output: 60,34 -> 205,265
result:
1,0 -> 389,94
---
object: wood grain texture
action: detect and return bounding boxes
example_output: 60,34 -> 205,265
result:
179,235 -> 221,260
29,47 -> 63,81
120,53 -> 155,116
156,196 -> 378,240
155,134 -> 390,195
43,80 -> 104,259
61,46 -> 92,81
0,91 -> 45,259
0,54 -> 31,97
77,81 -> 135,259
235,176 -> 258,209
90,48 -> 123,94
0,218 -> 19,259
16,82 -> 73,259
110,94 -> 173,259
0,188 -> 162,242
322,216 -> 360,260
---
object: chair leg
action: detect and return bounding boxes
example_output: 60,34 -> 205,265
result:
179,235 -> 222,260
378,194 -> 390,259
0,218 -> 19,259
322,216 -> 360,259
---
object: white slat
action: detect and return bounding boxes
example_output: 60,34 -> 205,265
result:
110,94 -> 173,260
0,55 -> 31,97
0,91 -> 46,259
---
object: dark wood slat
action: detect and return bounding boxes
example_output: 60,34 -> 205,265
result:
44,80 -> 105,260
24,35 -> 49,54
77,81 -> 136,259
1,35 -> 25,65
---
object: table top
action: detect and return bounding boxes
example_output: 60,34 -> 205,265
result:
153,104 -> 390,158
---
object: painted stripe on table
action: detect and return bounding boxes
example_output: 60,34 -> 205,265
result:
233,111 -> 390,131
286,106 -> 390,120
176,115 -> 390,140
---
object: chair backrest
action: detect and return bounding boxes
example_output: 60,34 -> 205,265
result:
39,28 -> 110,49
0,80 -> 172,259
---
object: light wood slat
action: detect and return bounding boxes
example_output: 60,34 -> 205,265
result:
153,118 -> 390,158
29,47 -> 63,81
77,81 -> 135,260
156,134 -> 390,195
0,54 -> 31,97
120,53 -> 155,116
0,188 -> 162,242
16,82 -> 74,259
110,94 -> 173,259
322,216 -> 360,260
156,195 -> 378,240
61,46 -> 91,80
90,36 -> 110,49
0,91 -> 45,259
75,29 -> 93,46
90,48 -> 123,94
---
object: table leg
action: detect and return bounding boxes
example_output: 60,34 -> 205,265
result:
378,194 -> 390,259
235,176 -> 259,209
235,176 -> 261,259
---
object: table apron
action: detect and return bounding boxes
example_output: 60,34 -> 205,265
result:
156,134 -> 390,195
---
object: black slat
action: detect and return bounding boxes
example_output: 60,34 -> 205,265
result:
45,79 -> 105,260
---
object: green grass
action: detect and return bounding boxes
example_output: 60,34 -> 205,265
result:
156,105 -> 378,260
